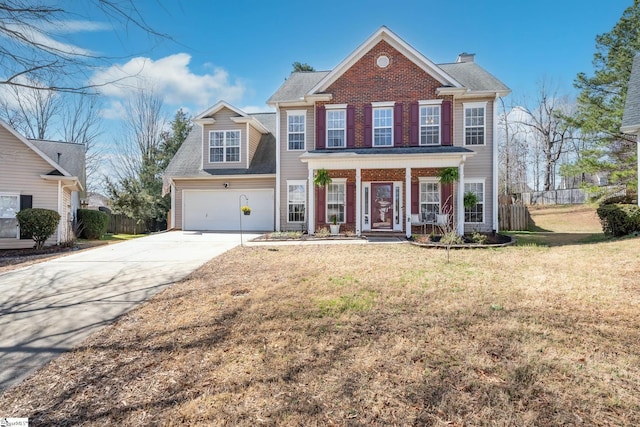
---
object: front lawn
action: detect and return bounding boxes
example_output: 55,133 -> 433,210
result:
1,229 -> 638,425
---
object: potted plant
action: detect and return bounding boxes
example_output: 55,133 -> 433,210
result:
329,215 -> 340,235
241,205 -> 251,215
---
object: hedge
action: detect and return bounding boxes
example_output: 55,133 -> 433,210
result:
77,209 -> 110,240
596,203 -> 640,237
15,208 -> 60,249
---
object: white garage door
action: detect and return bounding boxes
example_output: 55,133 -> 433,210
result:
183,189 -> 274,231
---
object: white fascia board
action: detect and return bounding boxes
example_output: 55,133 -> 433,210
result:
621,125 -> 640,135
308,26 -> 463,95
436,87 -> 468,96
193,118 -> 216,125
40,175 -> 83,191
300,151 -> 475,170
231,116 -> 270,134
171,174 -> 276,181
194,100 -> 248,120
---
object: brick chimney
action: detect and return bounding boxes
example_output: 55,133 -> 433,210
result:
456,52 -> 475,63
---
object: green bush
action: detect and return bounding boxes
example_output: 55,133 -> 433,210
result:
596,203 -> 640,237
77,209 -> 110,239
15,208 -> 61,249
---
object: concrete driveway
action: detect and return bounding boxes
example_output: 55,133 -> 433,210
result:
0,231 -> 259,391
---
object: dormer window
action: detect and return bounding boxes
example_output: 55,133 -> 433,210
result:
209,130 -> 240,163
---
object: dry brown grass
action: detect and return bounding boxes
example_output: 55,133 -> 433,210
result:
1,207 -> 639,426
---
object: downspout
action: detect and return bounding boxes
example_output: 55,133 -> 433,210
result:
275,103 -> 281,231
493,93 -> 499,232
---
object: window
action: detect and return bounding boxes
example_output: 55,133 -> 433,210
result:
464,103 -> 486,145
0,194 -> 19,239
209,130 -> 240,162
287,181 -> 306,223
419,182 -> 440,222
373,107 -> 393,146
420,106 -> 440,145
326,181 -> 345,223
464,181 -> 484,223
326,109 -> 346,148
287,112 -> 305,150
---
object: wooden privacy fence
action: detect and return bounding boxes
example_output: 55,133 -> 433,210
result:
498,205 -> 530,231
107,214 -> 145,235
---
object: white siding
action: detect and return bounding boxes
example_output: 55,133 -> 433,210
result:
0,126 -> 61,249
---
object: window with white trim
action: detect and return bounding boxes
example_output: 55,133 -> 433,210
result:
419,182 -> 440,222
326,181 -> 345,223
287,181 -> 306,223
373,107 -> 393,146
464,181 -> 484,223
420,106 -> 440,145
0,194 -> 19,239
209,130 -> 240,162
326,109 -> 346,148
287,112 -> 305,150
464,103 -> 486,145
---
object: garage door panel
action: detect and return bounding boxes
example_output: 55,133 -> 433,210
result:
184,190 -> 274,231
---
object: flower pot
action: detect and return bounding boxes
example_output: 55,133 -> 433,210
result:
243,211 -> 251,216
329,224 -> 340,235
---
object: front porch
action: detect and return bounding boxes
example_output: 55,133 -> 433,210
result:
301,147 -> 474,238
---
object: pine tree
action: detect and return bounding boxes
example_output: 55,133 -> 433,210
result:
573,0 -> 640,193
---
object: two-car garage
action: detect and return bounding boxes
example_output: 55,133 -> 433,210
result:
183,189 -> 274,231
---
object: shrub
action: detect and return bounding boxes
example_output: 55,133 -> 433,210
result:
15,208 -> 60,249
596,203 -> 640,237
77,209 -> 110,239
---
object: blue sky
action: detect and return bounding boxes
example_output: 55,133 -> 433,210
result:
63,0 -> 630,117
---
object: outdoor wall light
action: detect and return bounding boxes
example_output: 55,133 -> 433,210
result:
224,182 -> 229,188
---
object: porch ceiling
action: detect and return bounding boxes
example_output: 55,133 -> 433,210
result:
300,146 -> 475,170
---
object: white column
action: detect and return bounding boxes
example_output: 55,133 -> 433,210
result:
457,161 -> 465,235
405,167 -> 411,238
355,167 -> 361,236
275,104 -> 281,231
57,180 -> 62,244
308,167 -> 315,234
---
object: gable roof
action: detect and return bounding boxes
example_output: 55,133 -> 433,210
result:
622,54 -> 640,134
267,71 -> 330,105
0,119 -> 74,177
29,139 -> 86,180
309,26 -> 463,95
194,100 -> 248,120
267,26 -> 510,104
438,62 -> 510,94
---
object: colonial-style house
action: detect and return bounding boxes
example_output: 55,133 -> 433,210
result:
164,26 -> 510,237
0,119 -> 85,249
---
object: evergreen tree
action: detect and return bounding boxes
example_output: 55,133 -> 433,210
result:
292,62 -> 315,72
573,0 -> 640,193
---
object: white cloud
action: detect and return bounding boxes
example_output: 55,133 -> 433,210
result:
2,22 -> 97,57
90,54 -> 246,109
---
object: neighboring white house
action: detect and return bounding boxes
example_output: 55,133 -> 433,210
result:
621,53 -> 640,206
0,119 -> 85,249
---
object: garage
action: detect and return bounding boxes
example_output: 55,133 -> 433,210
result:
183,189 -> 274,231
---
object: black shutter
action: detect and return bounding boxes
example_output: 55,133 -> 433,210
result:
19,195 -> 33,239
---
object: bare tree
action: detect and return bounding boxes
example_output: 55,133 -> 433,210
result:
0,75 -> 62,139
0,0 -> 167,93
62,95 -> 102,191
498,99 -> 531,195
517,80 -> 578,191
109,86 -> 165,182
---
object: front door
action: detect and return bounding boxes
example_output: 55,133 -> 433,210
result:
371,183 -> 393,230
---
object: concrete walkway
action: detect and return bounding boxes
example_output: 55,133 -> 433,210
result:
0,231 -> 259,391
